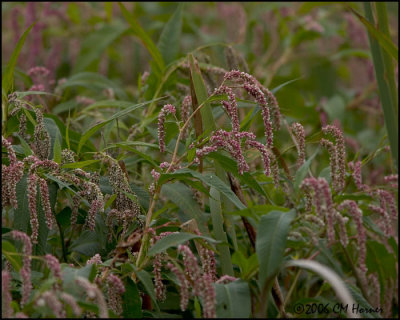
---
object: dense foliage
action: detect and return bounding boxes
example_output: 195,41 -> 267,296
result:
1,2 -> 398,318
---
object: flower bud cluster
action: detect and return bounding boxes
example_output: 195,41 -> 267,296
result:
2,271 -> 12,318
106,160 -> 141,236
60,292 -> 82,316
348,161 -> 366,191
174,244 -> 217,317
167,262 -> 189,311
338,200 -> 366,272
300,177 -> 347,246
215,275 -> 238,284
2,136 -> 24,209
181,95 -> 192,138
75,277 -> 108,318
10,230 -> 32,306
45,254 -> 61,280
32,108 -> 51,160
87,253 -> 103,265
37,290 -> 66,318
107,274 -> 125,315
322,125 -> 346,192
158,104 -> 176,153
291,122 -> 305,169
384,174 -> 398,188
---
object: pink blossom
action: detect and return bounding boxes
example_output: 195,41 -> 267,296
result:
28,173 -> 39,243
158,104 -> 176,153
2,271 -> 12,318
348,161 -> 366,191
181,95 -> 192,137
45,254 -> 61,280
291,122 -> 305,169
38,178 -> 56,229
201,273 -> 216,318
38,291 -> 66,318
10,231 -> 32,306
322,125 -> 346,192
166,262 -> 189,311
87,254 -> 103,265
216,275 -> 238,284
107,274 -> 125,315
338,200 -> 367,273
60,292 -> 82,316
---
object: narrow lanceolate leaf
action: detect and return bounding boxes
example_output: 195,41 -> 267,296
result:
215,280 -> 251,318
210,187 -> 234,276
148,232 -> 219,256
188,53 -> 216,134
2,23 -> 35,97
118,2 -> 165,73
161,182 -> 207,232
363,3 -> 398,168
256,209 -> 296,289
349,6 -> 398,62
159,168 -> 246,210
77,97 -> 164,154
157,4 -> 183,65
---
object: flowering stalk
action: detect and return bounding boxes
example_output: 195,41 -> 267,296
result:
291,122 -> 305,169
10,230 -> 32,306
166,262 -> 189,311
322,125 -> 346,192
2,271 -> 12,318
338,200 -> 367,273
158,104 -> 177,153
107,274 -> 125,315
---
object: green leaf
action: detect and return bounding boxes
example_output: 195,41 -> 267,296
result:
82,100 -> 137,113
60,72 -> 127,100
2,240 -> 22,271
2,23 -> 34,96
188,53 -> 216,134
206,152 -> 268,197
77,97 -> 164,154
13,174 -> 30,232
118,2 -> 165,73
350,6 -> 398,62
215,280 -> 251,318
44,117 -> 63,160
160,182 -> 207,232
366,240 -> 396,287
148,232 -> 218,256
15,133 -> 33,156
210,187 -> 234,276
294,148 -> 319,191
135,268 -> 160,311
70,231 -> 101,257
62,264 -> 96,296
53,131 -> 62,164
160,168 -> 246,210
256,209 -> 296,289
61,160 -> 100,169
122,278 -> 142,318
72,24 -> 128,73
157,4 -> 183,65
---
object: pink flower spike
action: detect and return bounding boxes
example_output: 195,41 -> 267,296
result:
158,104 -> 176,153
2,271 -> 12,318
338,200 -> 367,273
166,262 -> 189,311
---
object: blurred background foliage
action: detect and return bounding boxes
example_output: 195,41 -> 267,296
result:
2,2 -> 398,183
